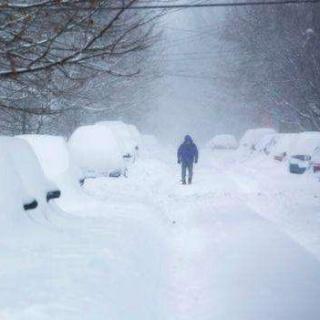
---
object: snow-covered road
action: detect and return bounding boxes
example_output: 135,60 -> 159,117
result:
1,145 -> 320,319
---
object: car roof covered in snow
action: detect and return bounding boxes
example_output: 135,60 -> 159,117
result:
17,135 -> 71,180
68,124 -> 124,175
96,121 -> 140,154
291,131 -> 320,156
240,128 -> 277,148
207,134 -> 238,149
255,134 -> 279,153
270,133 -> 299,156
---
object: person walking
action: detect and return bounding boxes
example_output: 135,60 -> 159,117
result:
177,135 -> 199,184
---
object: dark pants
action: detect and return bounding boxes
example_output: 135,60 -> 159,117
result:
181,161 -> 193,183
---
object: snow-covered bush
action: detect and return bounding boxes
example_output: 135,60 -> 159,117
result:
68,124 -> 125,178
207,134 -> 238,150
18,135 -> 84,204
239,128 -> 277,152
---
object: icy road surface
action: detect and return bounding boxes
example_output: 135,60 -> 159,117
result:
1,146 -> 320,319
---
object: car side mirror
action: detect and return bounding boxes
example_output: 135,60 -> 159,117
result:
46,190 -> 61,202
23,199 -> 38,211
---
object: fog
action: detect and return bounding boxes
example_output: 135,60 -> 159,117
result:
145,8 -> 246,145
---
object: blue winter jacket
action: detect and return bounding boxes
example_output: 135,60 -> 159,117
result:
177,135 -> 199,164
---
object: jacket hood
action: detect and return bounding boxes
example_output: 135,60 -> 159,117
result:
184,135 -> 193,143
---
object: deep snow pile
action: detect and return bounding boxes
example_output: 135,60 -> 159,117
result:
1,136 -> 320,320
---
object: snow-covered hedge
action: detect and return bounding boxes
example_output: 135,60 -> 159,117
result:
207,134 -> 238,150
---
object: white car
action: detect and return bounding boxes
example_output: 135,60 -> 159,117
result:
207,135 -> 238,150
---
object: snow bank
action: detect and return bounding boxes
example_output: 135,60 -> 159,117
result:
239,128 -> 277,151
68,124 -> 125,178
207,134 -> 238,150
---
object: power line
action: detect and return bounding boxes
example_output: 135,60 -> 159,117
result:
102,0 -> 320,9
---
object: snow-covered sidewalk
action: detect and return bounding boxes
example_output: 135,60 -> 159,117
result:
1,146 -> 320,319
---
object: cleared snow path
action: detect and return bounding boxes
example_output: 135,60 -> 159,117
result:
1,147 -> 320,319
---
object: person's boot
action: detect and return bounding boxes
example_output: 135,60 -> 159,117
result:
182,179 -> 186,185
188,177 -> 192,184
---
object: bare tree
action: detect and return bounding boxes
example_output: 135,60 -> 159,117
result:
0,0 -> 162,134
223,4 -> 320,131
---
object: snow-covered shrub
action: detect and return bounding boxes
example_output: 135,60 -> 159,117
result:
207,134 -> 238,150
68,124 -> 125,178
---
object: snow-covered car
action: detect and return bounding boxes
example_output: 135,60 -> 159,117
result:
270,133 -> 298,162
207,134 -> 238,150
288,132 -> 320,174
0,139 -> 38,217
96,121 -> 141,161
239,128 -> 277,152
6,137 -> 61,205
255,134 -> 279,155
17,134 -> 84,198
68,124 -> 126,179
311,146 -> 320,173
